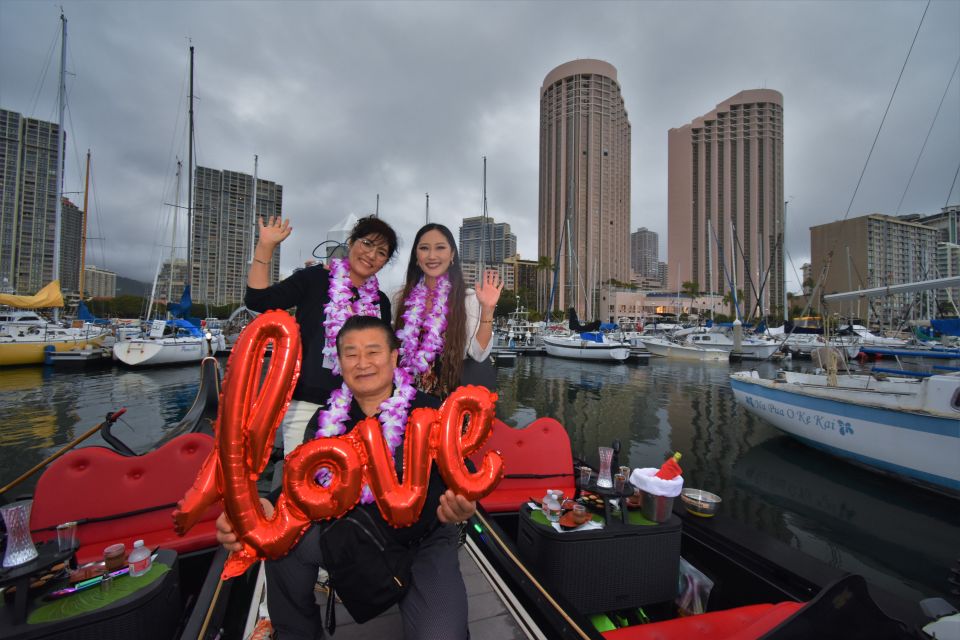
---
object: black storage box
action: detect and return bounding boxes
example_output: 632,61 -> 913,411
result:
3,550 -> 182,640
517,507 -> 681,613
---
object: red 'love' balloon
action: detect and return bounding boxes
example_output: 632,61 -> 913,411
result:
173,311 -> 503,580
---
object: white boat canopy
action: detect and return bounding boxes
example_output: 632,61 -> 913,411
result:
822,275 -> 960,303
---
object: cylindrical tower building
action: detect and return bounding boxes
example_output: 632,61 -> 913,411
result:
538,60 -> 631,321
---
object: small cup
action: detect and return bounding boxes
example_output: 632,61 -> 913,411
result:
619,465 -> 631,479
56,521 -> 77,553
614,473 -> 626,493
579,466 -> 593,486
100,573 -> 113,596
103,543 -> 125,571
572,503 -> 588,524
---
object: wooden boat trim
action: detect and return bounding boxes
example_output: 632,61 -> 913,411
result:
472,509 -> 594,640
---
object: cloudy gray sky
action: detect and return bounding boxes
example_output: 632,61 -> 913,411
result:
2,0 -> 958,293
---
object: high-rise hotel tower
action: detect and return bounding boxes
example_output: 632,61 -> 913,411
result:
668,90 -> 785,320
192,166 -> 282,306
538,60 -> 631,320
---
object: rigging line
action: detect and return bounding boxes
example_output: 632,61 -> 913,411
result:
727,222 -> 760,319
846,253 -> 884,322
87,164 -> 105,272
91,169 -> 108,272
946,159 -> 960,208
896,54 -> 960,214
27,25 -> 59,118
841,0 -> 930,222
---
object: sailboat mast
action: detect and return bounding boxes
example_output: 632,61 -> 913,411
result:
187,45 -> 195,301
425,193 -> 429,224
707,216 -> 713,321
79,150 -> 90,300
52,12 -> 67,322
248,155 -> 258,264
481,156 -> 487,272
166,161 -> 182,313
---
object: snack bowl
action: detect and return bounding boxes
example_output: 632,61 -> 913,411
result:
680,488 -> 722,517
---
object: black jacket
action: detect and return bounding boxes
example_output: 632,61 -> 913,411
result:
304,389 -> 446,545
245,265 -> 392,405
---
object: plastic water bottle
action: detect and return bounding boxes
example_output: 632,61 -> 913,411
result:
127,540 -> 152,577
543,494 -> 561,523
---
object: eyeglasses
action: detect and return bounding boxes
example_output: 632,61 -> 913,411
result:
356,238 -> 389,261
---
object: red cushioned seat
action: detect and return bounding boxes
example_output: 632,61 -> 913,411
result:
469,418 -> 576,513
31,433 -> 221,564
601,601 -> 803,640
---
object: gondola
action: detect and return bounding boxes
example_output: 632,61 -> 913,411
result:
0,357 -> 261,640
4,358 -> 953,639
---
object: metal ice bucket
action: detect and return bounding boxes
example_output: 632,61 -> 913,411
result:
640,491 -> 674,523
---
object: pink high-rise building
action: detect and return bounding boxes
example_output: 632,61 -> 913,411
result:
538,60 -> 631,321
668,89 -> 785,320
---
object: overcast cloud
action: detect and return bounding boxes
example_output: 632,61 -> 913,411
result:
1,0 -> 958,293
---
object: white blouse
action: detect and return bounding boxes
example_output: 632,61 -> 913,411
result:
464,289 -> 494,362
393,287 -> 493,363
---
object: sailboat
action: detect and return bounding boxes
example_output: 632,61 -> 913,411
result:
731,278 -> 960,496
541,307 -> 631,361
0,16 -> 109,367
112,48 -> 224,368
541,174 -> 630,362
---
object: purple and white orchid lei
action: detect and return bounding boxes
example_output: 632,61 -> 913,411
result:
314,367 -> 417,504
396,274 -> 451,379
321,258 -> 381,375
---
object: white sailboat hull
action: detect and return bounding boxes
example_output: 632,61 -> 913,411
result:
542,336 -> 630,361
729,370 -> 960,496
113,335 -> 222,367
640,337 -> 728,362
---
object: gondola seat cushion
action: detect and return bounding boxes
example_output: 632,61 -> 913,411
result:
469,417 -> 575,513
600,601 -> 803,639
31,433 -> 221,565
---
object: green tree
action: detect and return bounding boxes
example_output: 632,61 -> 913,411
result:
536,256 -> 554,316
681,280 -> 700,298
721,289 -> 744,317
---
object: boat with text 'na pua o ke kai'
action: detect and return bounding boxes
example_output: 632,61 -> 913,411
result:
729,366 -> 960,498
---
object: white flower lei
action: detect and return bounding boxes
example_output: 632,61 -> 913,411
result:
314,367 -> 417,504
321,258 -> 381,375
397,274 -> 451,377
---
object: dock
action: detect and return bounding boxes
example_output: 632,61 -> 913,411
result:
323,541 -> 534,639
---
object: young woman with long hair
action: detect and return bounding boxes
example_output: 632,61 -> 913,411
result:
245,214 -> 399,454
393,223 -> 503,398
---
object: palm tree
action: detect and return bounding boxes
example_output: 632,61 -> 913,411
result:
536,256 -> 553,316
722,288 -> 745,318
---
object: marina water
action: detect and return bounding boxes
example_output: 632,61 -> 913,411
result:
1,356 -> 957,607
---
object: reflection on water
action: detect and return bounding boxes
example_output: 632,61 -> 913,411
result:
1,355 -> 957,605
0,362 -> 209,496
496,356 -> 960,605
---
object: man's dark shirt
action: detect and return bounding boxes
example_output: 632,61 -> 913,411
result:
303,389 -> 446,545
245,265 -> 393,405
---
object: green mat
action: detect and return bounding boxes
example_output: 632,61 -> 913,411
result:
28,564 -> 169,624
529,506 -> 658,527
625,509 -> 658,526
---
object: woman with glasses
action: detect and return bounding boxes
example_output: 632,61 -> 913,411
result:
245,214 -> 398,454
394,223 -> 503,399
